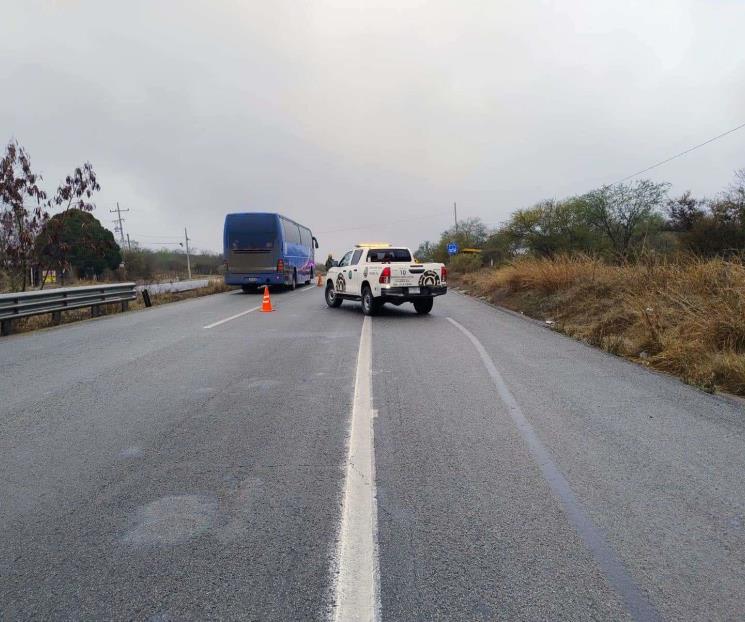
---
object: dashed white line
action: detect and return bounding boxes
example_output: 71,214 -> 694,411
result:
203,306 -> 261,329
203,285 -> 318,329
332,315 -> 380,622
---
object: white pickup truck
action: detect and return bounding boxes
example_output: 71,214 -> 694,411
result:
324,244 -> 447,315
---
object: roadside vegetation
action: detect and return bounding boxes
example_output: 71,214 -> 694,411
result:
0,138 -> 223,292
457,255 -> 745,395
417,169 -> 745,396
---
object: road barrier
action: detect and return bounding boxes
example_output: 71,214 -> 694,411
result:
135,279 -> 209,295
0,283 -> 137,336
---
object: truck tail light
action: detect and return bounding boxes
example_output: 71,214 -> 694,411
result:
441,266 -> 447,282
277,258 -> 284,273
379,266 -> 391,284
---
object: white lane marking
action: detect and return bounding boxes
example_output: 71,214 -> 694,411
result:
332,315 -> 380,622
447,317 -> 660,622
202,286 -> 314,329
203,306 -> 260,329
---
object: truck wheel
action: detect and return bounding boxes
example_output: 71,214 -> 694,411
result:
413,297 -> 433,314
361,286 -> 381,316
325,282 -> 343,308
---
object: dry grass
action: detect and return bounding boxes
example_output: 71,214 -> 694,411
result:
8,279 -> 232,336
457,255 -> 745,396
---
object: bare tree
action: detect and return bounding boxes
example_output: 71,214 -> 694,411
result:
0,140 -> 48,291
51,162 -> 100,212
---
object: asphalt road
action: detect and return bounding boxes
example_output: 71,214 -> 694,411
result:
1,285 -> 744,621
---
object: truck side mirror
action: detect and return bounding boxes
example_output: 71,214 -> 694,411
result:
313,237 -> 319,249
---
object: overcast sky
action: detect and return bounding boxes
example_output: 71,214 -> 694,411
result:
3,0 -> 744,259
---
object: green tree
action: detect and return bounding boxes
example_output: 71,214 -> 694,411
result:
502,197 -> 604,258
414,241 -> 435,262
665,191 -> 705,232
583,180 -> 669,258
430,217 -> 489,263
482,228 -> 514,265
36,209 -> 121,281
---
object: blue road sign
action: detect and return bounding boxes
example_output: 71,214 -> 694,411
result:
447,242 -> 459,255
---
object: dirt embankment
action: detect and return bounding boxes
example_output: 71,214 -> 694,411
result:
455,256 -> 745,396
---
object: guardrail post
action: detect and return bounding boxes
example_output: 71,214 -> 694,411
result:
142,289 -> 152,308
91,305 -> 101,318
52,311 -> 62,325
121,300 -> 129,312
0,319 -> 12,336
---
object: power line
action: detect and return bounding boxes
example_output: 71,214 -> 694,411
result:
130,232 -> 183,239
612,121 -> 745,185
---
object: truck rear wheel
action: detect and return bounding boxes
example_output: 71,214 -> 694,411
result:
413,297 -> 433,314
361,286 -> 381,316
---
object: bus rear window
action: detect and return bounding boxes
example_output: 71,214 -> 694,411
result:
366,248 -> 412,263
226,214 -> 277,250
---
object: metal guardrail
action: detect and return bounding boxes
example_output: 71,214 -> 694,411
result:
0,283 -> 136,336
135,279 -> 209,295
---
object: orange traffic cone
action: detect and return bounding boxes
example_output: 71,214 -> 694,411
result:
261,286 -> 274,312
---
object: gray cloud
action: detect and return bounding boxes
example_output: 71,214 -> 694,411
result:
3,0 -> 744,259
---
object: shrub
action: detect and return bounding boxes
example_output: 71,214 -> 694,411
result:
448,253 -> 483,273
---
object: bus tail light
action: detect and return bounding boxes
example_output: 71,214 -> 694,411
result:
441,266 -> 447,282
379,266 -> 391,284
277,259 -> 284,273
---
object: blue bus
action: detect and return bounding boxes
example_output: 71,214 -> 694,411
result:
223,212 -> 318,291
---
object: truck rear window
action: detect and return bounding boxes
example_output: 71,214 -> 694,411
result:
367,248 -> 412,263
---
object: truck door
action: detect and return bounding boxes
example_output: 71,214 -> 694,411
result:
334,250 -> 354,294
346,248 -> 364,297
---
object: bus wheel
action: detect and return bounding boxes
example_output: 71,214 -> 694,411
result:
289,271 -> 297,291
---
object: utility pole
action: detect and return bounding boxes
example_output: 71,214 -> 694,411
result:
110,202 -> 129,247
184,227 -> 192,280
126,233 -> 132,251
454,202 -> 458,233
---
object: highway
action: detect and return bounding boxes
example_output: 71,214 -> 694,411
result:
1,286 -> 744,621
